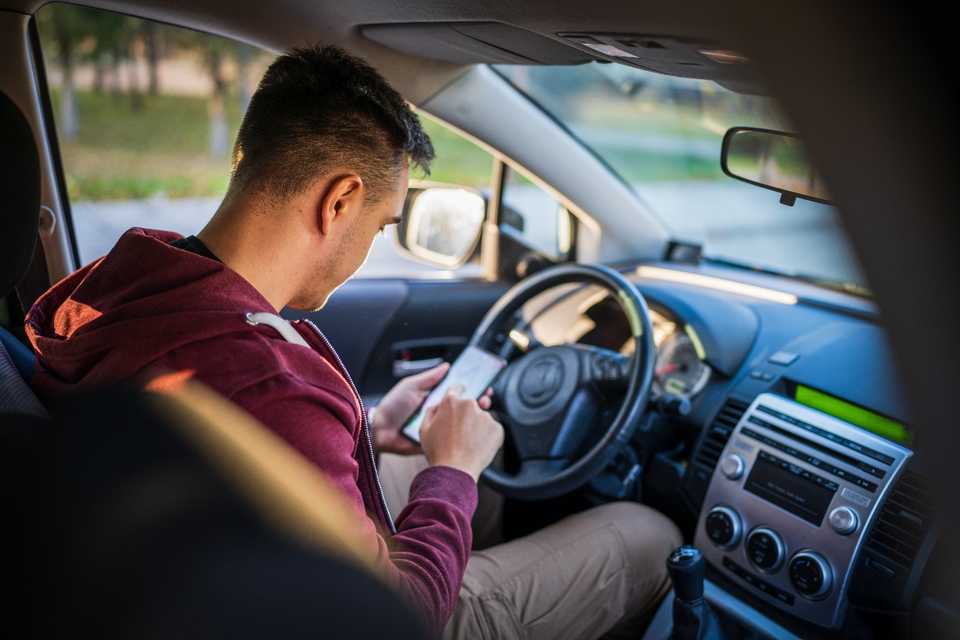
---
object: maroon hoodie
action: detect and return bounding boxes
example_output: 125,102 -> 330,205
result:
26,228 -> 477,633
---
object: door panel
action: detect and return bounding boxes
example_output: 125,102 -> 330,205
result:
285,279 -> 408,379
289,278 -> 508,404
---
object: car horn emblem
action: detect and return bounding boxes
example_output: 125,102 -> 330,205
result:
519,356 -> 564,406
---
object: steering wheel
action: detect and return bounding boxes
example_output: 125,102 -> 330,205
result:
470,263 -> 656,500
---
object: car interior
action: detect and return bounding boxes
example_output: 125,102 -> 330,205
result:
1,1 -> 957,639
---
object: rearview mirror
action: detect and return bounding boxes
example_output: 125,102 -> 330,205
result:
721,127 -> 831,206
395,184 -> 485,268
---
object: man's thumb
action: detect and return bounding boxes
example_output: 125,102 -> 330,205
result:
413,361 -> 450,388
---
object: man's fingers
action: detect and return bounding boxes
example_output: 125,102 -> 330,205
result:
424,401 -> 442,423
409,362 -> 450,389
396,439 -> 422,455
477,387 -> 494,409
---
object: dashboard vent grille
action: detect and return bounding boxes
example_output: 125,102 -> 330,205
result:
864,470 -> 933,570
682,396 -> 751,509
694,397 -> 750,472
849,469 -> 935,609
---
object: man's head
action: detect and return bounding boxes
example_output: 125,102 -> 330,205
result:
214,45 -> 434,310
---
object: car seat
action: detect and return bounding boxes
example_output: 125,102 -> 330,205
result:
1,374 -> 428,638
0,89 -> 45,416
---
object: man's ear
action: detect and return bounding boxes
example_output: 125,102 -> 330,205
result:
318,174 -> 364,236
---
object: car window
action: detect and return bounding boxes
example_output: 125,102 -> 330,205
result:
36,4 -> 274,265
36,4 -> 571,279
495,63 -> 865,288
36,5 -> 490,279
500,167 -> 572,260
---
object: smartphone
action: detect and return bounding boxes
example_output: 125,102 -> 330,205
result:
401,346 -> 506,444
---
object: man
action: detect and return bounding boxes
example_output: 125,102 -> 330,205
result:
26,46 -> 679,638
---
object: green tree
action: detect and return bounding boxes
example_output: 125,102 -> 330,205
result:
167,31 -> 257,159
37,5 -> 90,140
86,10 -> 124,97
142,21 -> 161,95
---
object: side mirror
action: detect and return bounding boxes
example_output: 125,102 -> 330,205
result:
721,127 -> 831,206
395,183 -> 486,268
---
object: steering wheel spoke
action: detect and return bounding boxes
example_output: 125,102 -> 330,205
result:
501,384 -> 602,463
515,458 -> 571,484
578,345 -> 631,392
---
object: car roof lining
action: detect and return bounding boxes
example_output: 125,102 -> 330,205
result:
2,0 -> 765,101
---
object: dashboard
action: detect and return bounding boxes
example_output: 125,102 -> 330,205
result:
517,262 -> 937,637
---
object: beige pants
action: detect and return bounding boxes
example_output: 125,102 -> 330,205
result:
379,454 -> 681,640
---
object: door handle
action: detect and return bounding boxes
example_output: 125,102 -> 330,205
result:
391,337 -> 467,379
393,356 -> 445,378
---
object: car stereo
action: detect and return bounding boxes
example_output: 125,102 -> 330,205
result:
694,393 -> 911,628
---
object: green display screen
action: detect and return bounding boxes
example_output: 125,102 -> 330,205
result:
794,385 -> 912,446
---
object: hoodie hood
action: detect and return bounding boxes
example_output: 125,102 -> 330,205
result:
26,228 -> 276,394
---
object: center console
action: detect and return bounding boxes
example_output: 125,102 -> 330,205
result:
694,393 -> 912,628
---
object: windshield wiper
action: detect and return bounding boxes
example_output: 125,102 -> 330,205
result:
702,256 -> 872,299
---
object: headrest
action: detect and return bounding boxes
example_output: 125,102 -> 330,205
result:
0,91 -> 40,298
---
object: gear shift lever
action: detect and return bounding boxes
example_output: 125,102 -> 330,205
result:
668,545 -> 705,601
667,546 -> 722,640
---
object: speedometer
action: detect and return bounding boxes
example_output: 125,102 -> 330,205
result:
654,331 -> 711,399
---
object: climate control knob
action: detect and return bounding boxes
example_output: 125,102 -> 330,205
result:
720,454 -> 746,480
789,551 -> 833,599
705,506 -> 742,549
745,527 -> 786,573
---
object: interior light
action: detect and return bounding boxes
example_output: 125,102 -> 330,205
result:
699,49 -> 749,64
580,42 -> 639,58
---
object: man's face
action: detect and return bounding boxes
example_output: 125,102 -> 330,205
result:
289,162 -> 409,311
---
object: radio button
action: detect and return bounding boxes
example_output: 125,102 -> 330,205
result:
789,551 -> 833,599
828,506 -> 860,535
720,454 -> 746,480
746,527 -> 786,573
705,506 -> 742,549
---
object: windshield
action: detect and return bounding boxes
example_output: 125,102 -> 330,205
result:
495,63 -> 866,290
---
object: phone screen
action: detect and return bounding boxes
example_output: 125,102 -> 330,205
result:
401,346 -> 506,443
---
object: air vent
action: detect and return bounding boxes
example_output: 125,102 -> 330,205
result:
864,470 -> 933,570
694,397 -> 750,472
849,469 -> 935,609
682,397 -> 750,508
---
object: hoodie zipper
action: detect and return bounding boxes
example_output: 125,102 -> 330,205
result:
301,319 -> 396,534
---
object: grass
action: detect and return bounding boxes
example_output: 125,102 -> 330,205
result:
51,86 -> 725,202
59,88 -> 245,153
415,117 -> 493,188
52,88 -> 241,201
573,95 -> 723,139
602,150 -> 721,183
53,88 -> 495,201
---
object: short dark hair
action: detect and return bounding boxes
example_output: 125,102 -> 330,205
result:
229,45 -> 434,202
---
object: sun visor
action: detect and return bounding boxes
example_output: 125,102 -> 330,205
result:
363,23 -> 761,93
361,22 -> 592,65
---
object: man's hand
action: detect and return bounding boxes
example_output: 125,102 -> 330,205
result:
420,389 -> 504,482
372,362 -> 493,455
